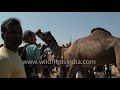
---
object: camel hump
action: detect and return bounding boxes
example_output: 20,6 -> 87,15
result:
91,27 -> 112,36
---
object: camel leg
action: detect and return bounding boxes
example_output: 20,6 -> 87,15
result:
78,68 -> 89,78
59,65 -> 67,78
66,64 -> 78,78
114,39 -> 120,77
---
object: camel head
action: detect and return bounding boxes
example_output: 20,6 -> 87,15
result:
35,29 -> 56,46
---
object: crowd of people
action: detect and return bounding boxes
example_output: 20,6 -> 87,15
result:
93,64 -> 112,78
0,17 -> 115,78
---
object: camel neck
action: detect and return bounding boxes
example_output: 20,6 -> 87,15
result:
49,40 -> 62,59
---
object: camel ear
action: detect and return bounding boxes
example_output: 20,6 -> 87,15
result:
48,31 -> 52,35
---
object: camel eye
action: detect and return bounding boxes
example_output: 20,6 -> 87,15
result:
47,37 -> 52,40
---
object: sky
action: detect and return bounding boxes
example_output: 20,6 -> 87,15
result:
0,12 -> 120,46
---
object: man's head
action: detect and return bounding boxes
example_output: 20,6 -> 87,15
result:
23,30 -> 36,44
1,18 -> 23,47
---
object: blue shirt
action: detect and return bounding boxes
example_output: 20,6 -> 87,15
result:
19,42 -> 41,77
26,44 -> 40,61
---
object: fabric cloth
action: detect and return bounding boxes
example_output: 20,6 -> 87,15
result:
0,47 -> 26,78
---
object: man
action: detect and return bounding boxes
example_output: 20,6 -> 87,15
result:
20,30 -> 43,78
0,18 -> 26,78
105,64 -> 112,78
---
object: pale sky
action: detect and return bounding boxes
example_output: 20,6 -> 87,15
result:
0,12 -> 120,46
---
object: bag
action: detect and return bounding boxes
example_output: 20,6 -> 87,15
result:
18,44 -> 38,78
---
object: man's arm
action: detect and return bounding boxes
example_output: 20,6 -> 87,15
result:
0,56 -> 11,78
40,44 -> 48,55
34,47 -> 43,78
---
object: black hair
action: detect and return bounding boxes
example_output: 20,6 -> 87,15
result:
1,17 -> 21,33
1,18 -> 21,39
23,30 -> 34,41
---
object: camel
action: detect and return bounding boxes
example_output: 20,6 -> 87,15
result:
35,28 -> 120,78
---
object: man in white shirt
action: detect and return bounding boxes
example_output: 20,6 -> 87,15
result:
0,18 -> 26,78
